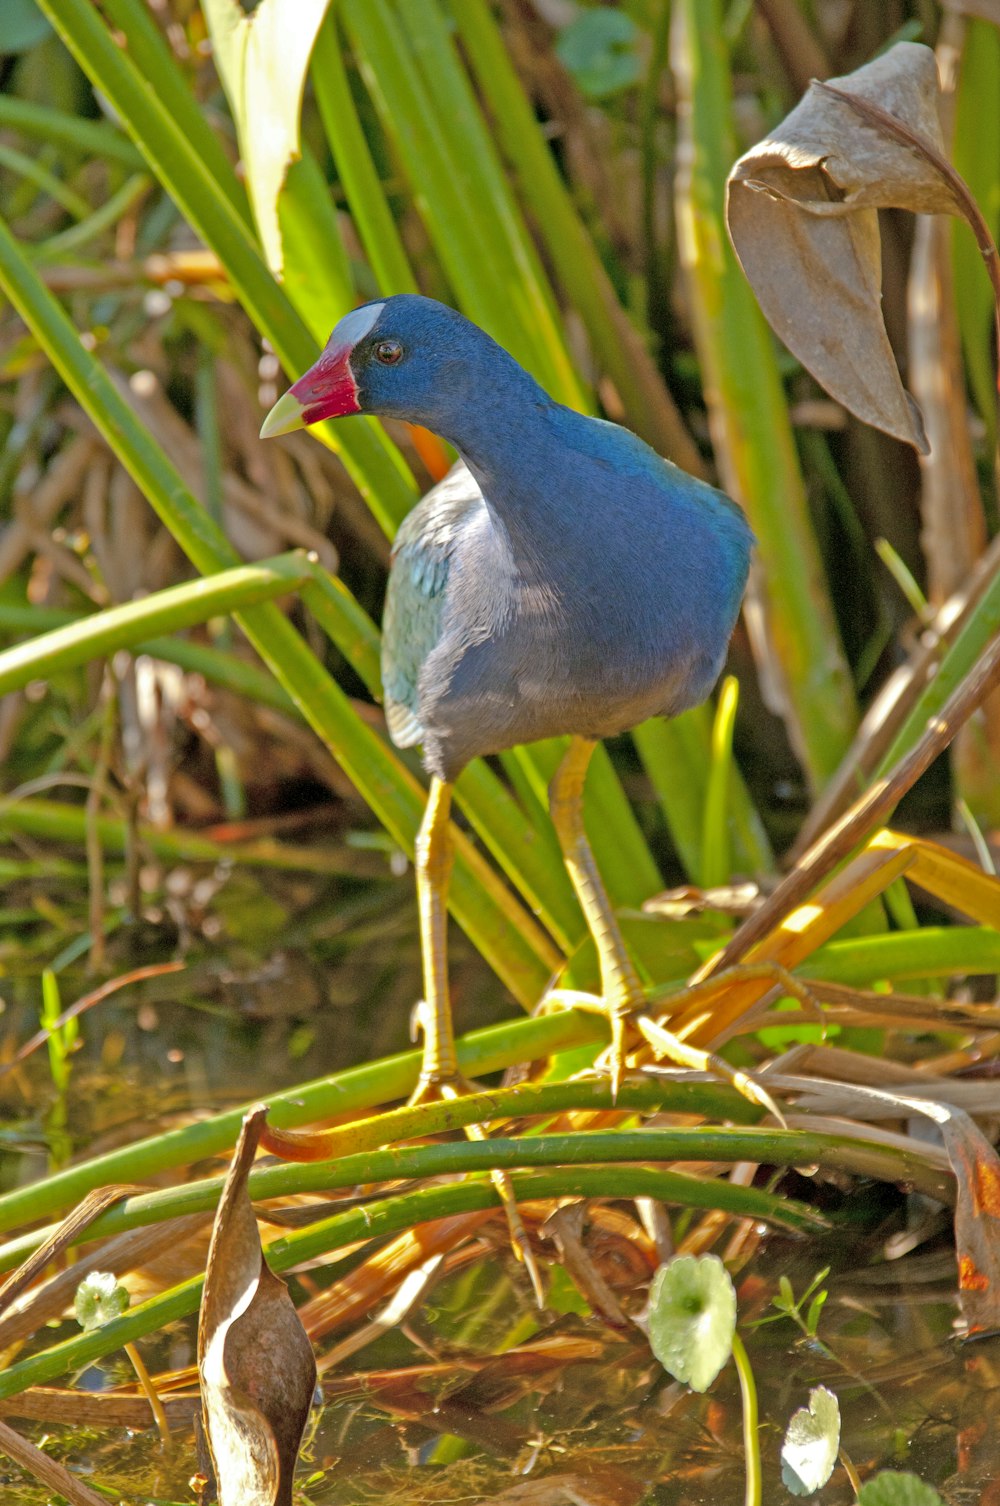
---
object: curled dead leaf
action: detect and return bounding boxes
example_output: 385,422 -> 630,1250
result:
727,41 -> 993,453
198,1106 -> 317,1506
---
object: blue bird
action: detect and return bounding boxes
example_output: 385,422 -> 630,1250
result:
262,295 -> 753,1100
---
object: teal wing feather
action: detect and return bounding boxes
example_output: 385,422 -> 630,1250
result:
381,464 -> 480,749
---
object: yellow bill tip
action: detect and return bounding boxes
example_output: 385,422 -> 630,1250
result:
260,388 -> 307,440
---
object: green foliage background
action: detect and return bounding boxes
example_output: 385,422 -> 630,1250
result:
0,0 -> 997,1022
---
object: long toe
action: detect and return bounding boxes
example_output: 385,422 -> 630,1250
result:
634,1013 -> 784,1122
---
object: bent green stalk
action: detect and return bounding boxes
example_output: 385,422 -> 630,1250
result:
0,1167 -> 813,1399
731,1331 -> 762,1506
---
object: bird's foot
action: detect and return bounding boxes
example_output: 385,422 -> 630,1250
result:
539,987 -> 641,1101
407,998 -> 474,1105
406,1068 -> 474,1108
539,986 -> 783,1121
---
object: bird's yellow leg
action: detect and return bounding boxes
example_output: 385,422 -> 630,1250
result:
549,736 -> 643,1096
411,778 -> 544,1302
412,776 -> 460,1096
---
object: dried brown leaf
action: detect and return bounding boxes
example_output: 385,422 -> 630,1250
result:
774,1063 -> 1000,1329
198,1106 -> 316,1506
727,42 -> 975,452
932,1103 -> 1000,1334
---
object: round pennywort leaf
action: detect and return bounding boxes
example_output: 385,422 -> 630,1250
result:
781,1385 -> 841,1495
648,1254 -> 736,1392
555,11 -> 642,100
858,1473 -> 945,1506
75,1270 -> 130,1331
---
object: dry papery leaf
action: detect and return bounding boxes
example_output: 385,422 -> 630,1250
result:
198,1106 -> 317,1506
773,1062 -> 1000,1333
727,41 -> 987,453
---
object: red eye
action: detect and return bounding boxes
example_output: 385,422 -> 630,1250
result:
375,339 -> 403,365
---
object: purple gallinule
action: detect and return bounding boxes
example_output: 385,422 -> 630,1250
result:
262,296 -> 753,1100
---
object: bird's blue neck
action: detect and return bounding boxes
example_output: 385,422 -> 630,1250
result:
421,347 -> 582,555
425,344 -> 555,470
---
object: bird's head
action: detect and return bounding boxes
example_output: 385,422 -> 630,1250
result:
260,294 -> 497,439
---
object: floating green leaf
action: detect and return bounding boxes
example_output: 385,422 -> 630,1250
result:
648,1253 -> 736,1392
858,1473 -> 945,1506
781,1385 -> 841,1495
75,1271 -> 129,1332
556,10 -> 642,99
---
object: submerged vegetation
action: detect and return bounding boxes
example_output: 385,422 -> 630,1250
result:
0,1 -> 999,1501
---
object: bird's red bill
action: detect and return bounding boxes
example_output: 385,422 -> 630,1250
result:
260,345 -> 360,438
289,344 -> 361,423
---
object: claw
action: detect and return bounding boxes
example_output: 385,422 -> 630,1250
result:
407,1068 -> 470,1108
607,1011 -> 629,1102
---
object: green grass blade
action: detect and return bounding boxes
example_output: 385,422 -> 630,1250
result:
0,141 -> 90,219
341,0 -> 579,404
5,1125 -> 936,1276
634,710 -> 773,880
449,0 -> 705,474
455,762 -> 582,953
952,18 -> 1000,454
0,798 -> 369,876
275,149 -> 355,343
0,1017 -> 762,1234
0,1163 -> 817,1399
0,555 -> 312,696
672,0 -> 858,791
391,0 -> 583,407
0,94 -> 143,167
37,0 -> 416,535
311,13 -> 418,296
0,599 -> 297,716
31,172 -> 150,262
98,0 -> 252,224
0,1012 -> 614,1234
701,675 -> 739,888
806,926 -> 1000,986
